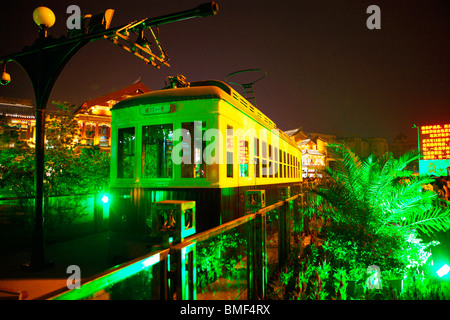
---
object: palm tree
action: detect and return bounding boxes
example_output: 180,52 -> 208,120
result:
311,143 -> 450,238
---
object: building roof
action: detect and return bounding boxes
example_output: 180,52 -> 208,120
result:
284,127 -> 308,143
297,139 -> 311,146
301,149 -> 325,156
74,80 -> 151,115
0,101 -> 35,119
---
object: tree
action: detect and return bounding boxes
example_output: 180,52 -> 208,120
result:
312,143 -> 450,238
0,101 -> 110,216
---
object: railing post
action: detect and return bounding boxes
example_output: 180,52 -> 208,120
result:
254,212 -> 267,299
292,193 -> 303,235
158,256 -> 169,300
173,242 -> 196,300
278,187 -> 291,267
152,200 -> 196,300
244,190 -> 266,299
246,216 -> 256,299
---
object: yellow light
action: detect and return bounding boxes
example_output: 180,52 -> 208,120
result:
33,7 -> 56,29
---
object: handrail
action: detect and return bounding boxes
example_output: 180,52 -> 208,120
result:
43,248 -> 170,300
44,192 -> 303,300
172,193 -> 300,250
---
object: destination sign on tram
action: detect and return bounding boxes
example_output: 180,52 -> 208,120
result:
140,104 -> 172,116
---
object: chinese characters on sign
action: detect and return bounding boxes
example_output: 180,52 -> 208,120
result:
420,124 -> 450,161
140,104 -> 172,116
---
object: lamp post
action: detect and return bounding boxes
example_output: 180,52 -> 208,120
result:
412,124 -> 421,176
1,3 -> 218,270
412,124 -> 420,156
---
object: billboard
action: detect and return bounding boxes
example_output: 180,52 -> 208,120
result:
419,123 -> 450,176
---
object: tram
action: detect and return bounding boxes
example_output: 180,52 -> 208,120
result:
107,76 -> 302,261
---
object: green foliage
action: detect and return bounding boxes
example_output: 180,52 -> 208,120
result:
0,101 -> 110,198
314,144 -> 450,237
269,145 -> 450,300
196,231 -> 246,293
0,101 -> 110,232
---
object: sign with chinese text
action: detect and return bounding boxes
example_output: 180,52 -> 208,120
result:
140,104 -> 172,116
420,124 -> 450,161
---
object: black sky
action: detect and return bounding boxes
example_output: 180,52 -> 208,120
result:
0,0 -> 449,143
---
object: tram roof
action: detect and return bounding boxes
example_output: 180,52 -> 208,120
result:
111,79 -> 299,149
111,80 -> 233,111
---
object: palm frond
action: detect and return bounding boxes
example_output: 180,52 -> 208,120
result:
404,206 -> 450,236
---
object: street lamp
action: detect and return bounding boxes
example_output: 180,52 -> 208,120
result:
33,6 -> 56,38
1,62 -> 11,85
1,2 -> 218,271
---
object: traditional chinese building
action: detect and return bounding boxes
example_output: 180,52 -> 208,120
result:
285,128 -> 328,178
73,80 -> 151,149
0,97 -> 35,148
0,80 -> 151,150
297,139 -> 326,178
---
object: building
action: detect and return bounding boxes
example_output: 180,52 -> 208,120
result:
340,136 -> 388,158
0,80 -> 151,150
73,80 -> 151,149
389,133 -> 417,158
284,127 -> 308,144
0,97 -> 36,148
285,128 -> 330,178
307,132 -> 338,168
297,139 -> 325,178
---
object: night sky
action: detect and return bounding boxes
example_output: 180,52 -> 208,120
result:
0,0 -> 448,143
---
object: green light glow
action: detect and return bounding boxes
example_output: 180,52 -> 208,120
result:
51,252 -> 163,300
436,264 -> 450,278
101,194 -> 110,204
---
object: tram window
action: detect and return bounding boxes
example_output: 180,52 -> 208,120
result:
117,127 -> 135,179
261,142 -> 266,159
239,139 -> 249,178
255,158 -> 260,178
269,161 -> 273,178
181,121 -> 206,178
142,124 -> 173,178
279,162 -> 283,178
254,137 -> 260,178
262,159 -> 267,178
226,125 -> 233,178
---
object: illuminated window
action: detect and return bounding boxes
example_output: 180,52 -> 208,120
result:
117,127 -> 135,179
274,147 -> 279,178
254,137 -> 260,178
279,149 -> 283,178
239,139 -> 249,178
142,124 -> 173,178
268,144 -> 273,178
227,125 -> 233,178
262,141 -> 267,178
181,121 -> 206,178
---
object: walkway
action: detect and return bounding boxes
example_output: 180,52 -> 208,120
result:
0,232 -> 113,300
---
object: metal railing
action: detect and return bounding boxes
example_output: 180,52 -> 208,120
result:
44,193 -> 304,300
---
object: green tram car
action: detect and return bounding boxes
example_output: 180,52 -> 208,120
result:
108,79 -> 302,260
